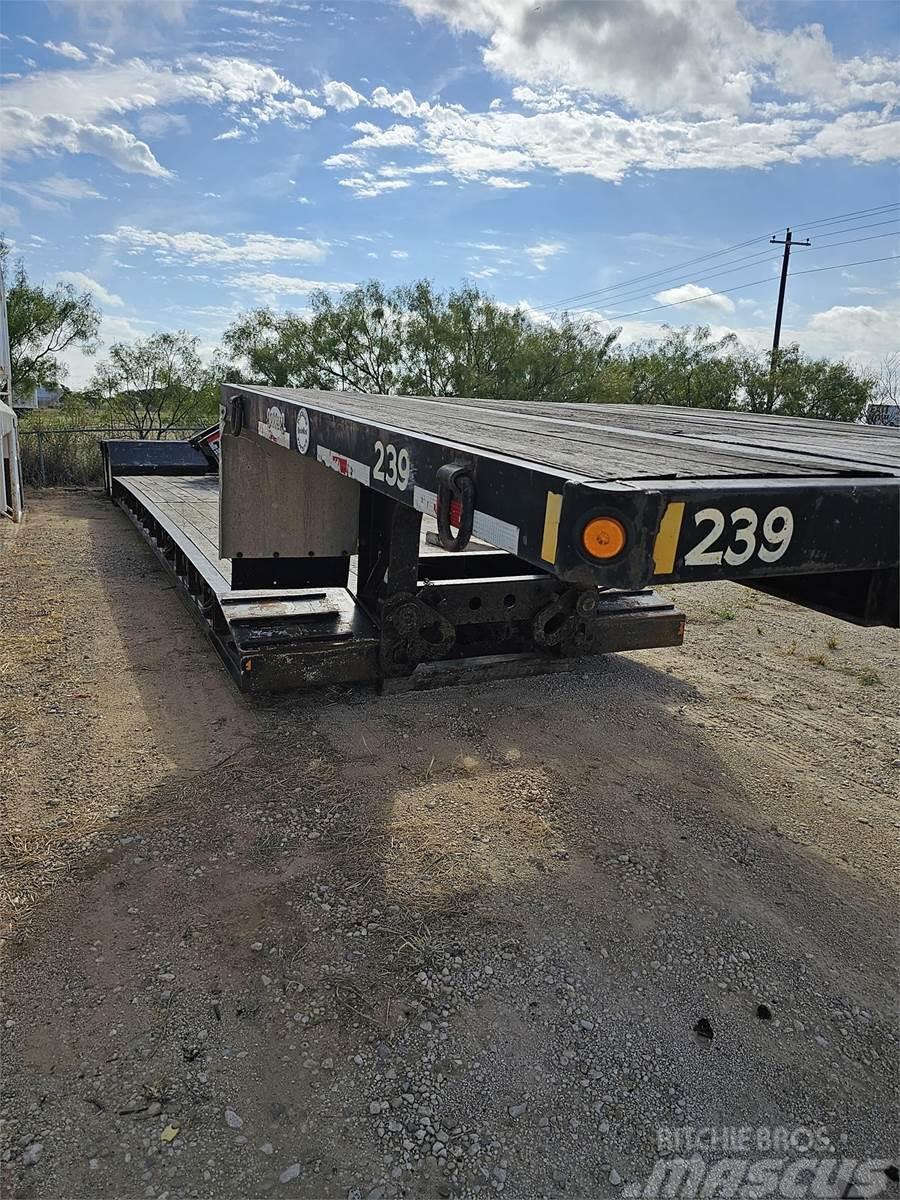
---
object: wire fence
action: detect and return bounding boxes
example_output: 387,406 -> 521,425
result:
17,426 -> 205,488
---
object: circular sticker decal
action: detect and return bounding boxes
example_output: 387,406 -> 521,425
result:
295,407 -> 310,454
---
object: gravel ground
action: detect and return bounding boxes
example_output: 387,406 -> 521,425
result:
1,490 -> 898,1200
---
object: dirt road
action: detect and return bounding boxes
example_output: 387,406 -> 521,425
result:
1,491 -> 897,1199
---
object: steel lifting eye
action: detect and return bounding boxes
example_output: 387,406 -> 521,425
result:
225,394 -> 244,437
435,462 -> 475,552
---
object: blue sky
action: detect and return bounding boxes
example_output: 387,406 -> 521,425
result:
1,0 -> 898,387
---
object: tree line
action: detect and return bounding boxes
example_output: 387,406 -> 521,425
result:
4,239 -> 894,435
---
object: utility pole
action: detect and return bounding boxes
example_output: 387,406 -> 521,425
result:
767,227 -> 810,411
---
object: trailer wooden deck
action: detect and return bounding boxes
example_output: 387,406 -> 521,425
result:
242,388 -> 900,481
122,474 -> 230,593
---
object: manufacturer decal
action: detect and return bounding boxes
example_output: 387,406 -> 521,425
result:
295,407 -> 310,454
316,445 -> 371,486
413,485 -> 520,556
257,405 -> 290,448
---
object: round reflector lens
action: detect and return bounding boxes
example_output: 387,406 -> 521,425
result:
582,516 -> 626,560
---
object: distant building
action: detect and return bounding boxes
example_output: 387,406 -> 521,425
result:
12,385 -> 63,412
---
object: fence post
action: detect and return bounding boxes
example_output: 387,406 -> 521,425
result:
37,428 -> 46,488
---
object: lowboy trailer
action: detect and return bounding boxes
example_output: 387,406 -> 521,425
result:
103,388 -> 899,692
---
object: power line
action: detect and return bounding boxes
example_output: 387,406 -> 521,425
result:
565,227 -> 898,316
812,230 -> 900,251
583,254 -> 898,321
547,224 -> 898,316
543,223 -> 898,319
569,246 -> 784,311
536,202 -> 900,313
549,225 -> 898,318
540,203 -> 899,311
813,217 -> 900,240
791,203 -> 900,234
532,233 -> 769,312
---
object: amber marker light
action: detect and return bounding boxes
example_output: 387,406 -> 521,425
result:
582,516 -> 627,560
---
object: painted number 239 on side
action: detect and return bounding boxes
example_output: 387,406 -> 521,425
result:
684,504 -> 794,568
373,440 -> 411,491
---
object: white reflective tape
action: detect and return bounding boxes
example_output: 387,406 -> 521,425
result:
413,484 -> 438,517
413,485 -> 519,556
316,445 -> 371,486
473,510 -> 520,556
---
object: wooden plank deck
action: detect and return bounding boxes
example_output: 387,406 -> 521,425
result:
243,388 -> 900,481
121,474 -> 231,594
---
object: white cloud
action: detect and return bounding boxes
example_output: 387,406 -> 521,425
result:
43,40 -> 88,61
97,225 -> 329,264
0,108 -> 171,177
323,151 -> 366,169
328,91 -> 899,189
653,283 -> 736,312
400,0 -> 900,118
485,175 -> 530,188
806,304 -> 900,358
0,202 -> 20,227
390,249 -> 409,259
338,175 -> 412,199
3,182 -> 62,213
796,110 -> 900,165
227,271 -> 354,296
525,241 -> 565,270
216,5 -> 292,24
351,121 -> 418,149
58,270 -> 124,307
0,54 -> 325,177
137,111 -> 190,137
214,128 -> 244,141
36,174 -> 105,200
55,0 -> 195,45
88,42 -> 115,59
368,1 -> 899,193
5,174 -> 106,209
370,86 -> 430,118
323,79 -> 364,111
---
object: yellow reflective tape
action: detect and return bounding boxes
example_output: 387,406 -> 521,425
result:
653,501 -> 685,575
541,491 -> 563,564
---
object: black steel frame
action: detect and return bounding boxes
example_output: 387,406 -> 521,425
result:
225,386 -> 900,626
103,436 -> 686,692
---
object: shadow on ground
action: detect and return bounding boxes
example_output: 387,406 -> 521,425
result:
2,492 -> 896,1200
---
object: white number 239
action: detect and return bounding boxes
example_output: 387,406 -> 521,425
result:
684,504 -> 794,567
373,440 -> 410,491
